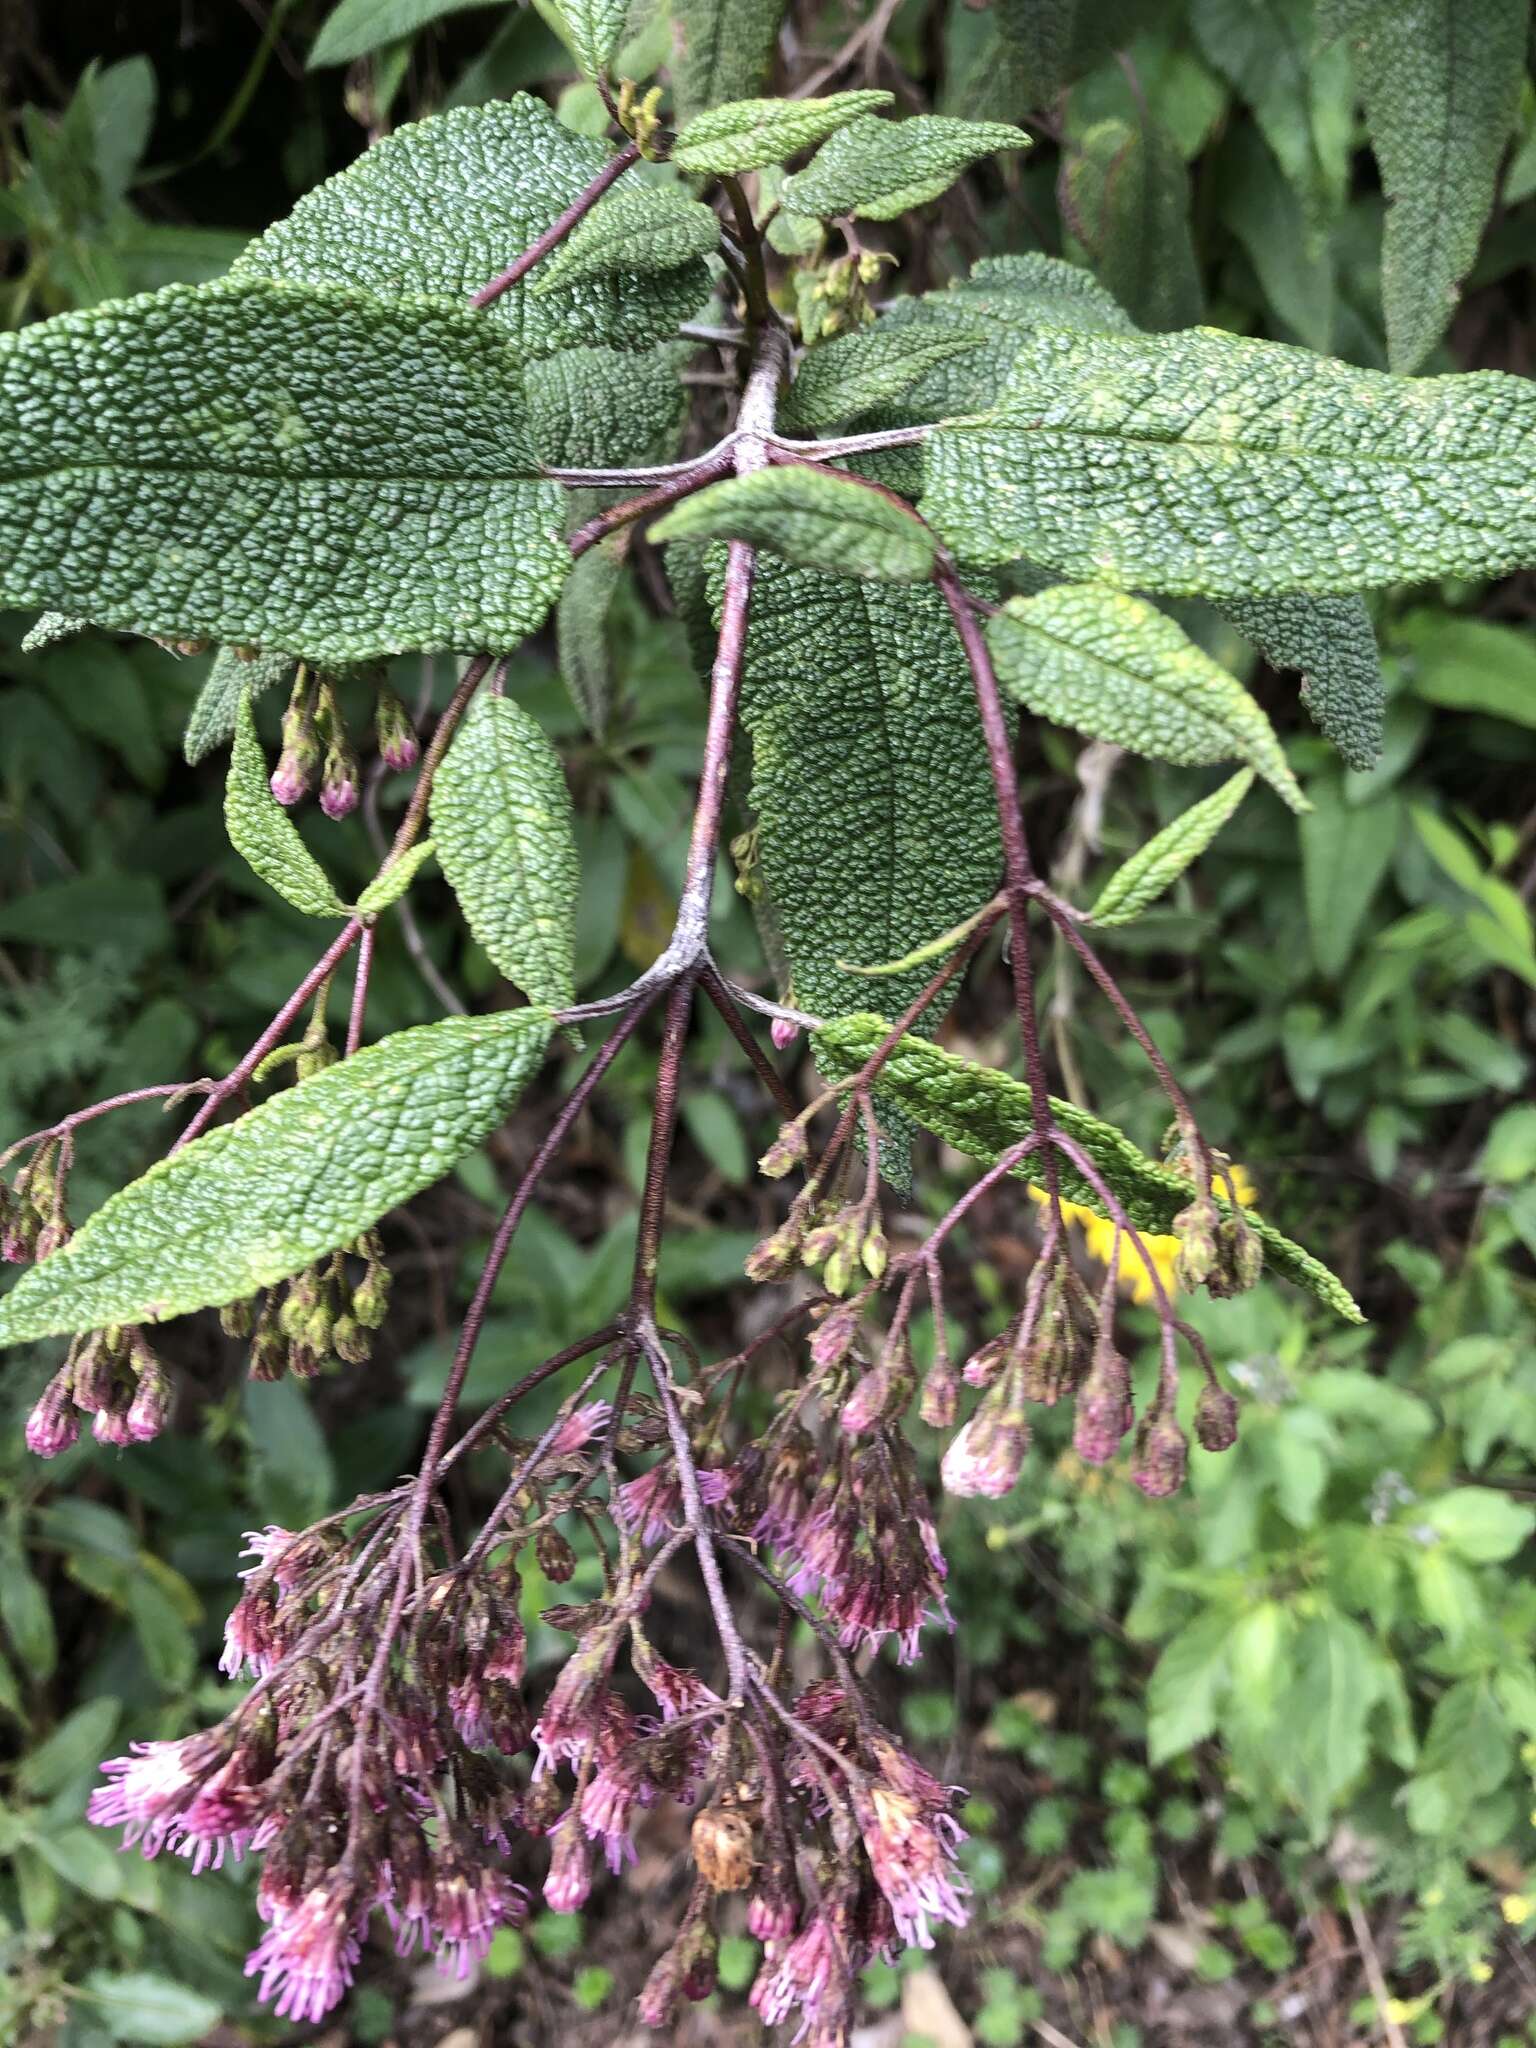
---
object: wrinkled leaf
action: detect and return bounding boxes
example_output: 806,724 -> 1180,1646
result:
184,648 -> 294,766
671,91 -> 893,176
1222,593 -> 1383,771
226,691 -> 346,918
784,323 -> 986,432
356,839 -> 436,917
781,113 -> 1028,219
651,466 -> 936,582
1089,769 -> 1254,927
531,185 -> 720,293
0,1010 -> 552,1343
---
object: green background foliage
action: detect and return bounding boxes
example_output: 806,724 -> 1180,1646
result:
3,1 -> 1536,2043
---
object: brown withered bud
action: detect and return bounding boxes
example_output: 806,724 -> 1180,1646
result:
539,1598 -> 610,1636
636,1948 -> 683,2031
692,1806 -> 755,1892
220,1295 -> 257,1340
520,1775 -> 566,1836
331,1314 -> 371,1366
536,1526 -> 577,1582
1194,1380 -> 1241,1453
1130,1413 -> 1189,1498
920,1347 -> 960,1430
960,1325 -> 1013,1391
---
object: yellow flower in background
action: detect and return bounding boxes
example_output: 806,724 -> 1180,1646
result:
1502,1892 -> 1533,1926
1028,1165 -> 1258,1305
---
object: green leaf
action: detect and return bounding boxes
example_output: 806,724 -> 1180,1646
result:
993,0 -> 1173,104
554,0 -> 629,77
184,648 -> 294,766
236,98 -> 706,357
0,278 -> 570,664
734,562 -> 1003,1044
1191,0 -> 1352,229
127,1576 -> 196,1691
531,185 -> 720,294
1421,1486 -> 1536,1563
83,1974 -> 223,2046
1089,770 -> 1254,927
523,344 -> 685,470
1325,0 -> 1526,372
1398,611 -> 1536,729
1221,595 -> 1383,771
987,586 -> 1308,813
16,1699 -> 120,1798
670,0 -> 787,123
557,512 -> 622,738
311,0 -> 513,67
0,1010 -> 551,1343
671,91 -> 894,176
784,324 -> 987,432
1063,114 -> 1201,331
1145,1610 -> 1231,1761
226,691 -> 347,918
245,1376 -> 335,1528
650,467 -> 936,582
356,839 -> 436,917
1298,784 -> 1400,979
0,1540 -> 57,1681
781,114 -> 1029,220
1274,1611 -> 1379,1838
30,1826 -> 125,1902
431,693 -> 580,1009
927,324 -> 1536,596
812,1013 -> 1365,1321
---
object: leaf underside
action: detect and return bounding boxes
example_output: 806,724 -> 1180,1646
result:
813,1015 -> 1365,1324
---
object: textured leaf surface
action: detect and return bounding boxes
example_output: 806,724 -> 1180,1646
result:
0,278 -> 569,663
731,556 -> 1001,1033
1191,0 -> 1351,228
1325,0 -> 1525,373
1089,769 -> 1254,926
988,586 -> 1307,812
531,185 -> 720,293
355,839 -> 436,916
523,344 -> 686,469
784,324 -> 986,431
670,0 -> 787,123
226,692 -> 346,917
431,693 -> 580,1008
1222,594 -> 1383,771
994,0 -> 1172,103
1063,115 -> 1200,331
558,504 -> 622,738
236,98 -> 705,356
651,466 -> 934,581
20,611 -> 86,653
555,0 -> 629,77
671,91 -> 892,175
813,1014 -> 1364,1322
781,114 -> 1028,220
927,325 -> 1536,595
309,0 -> 506,66
184,649 -> 295,766
0,1011 -> 552,1343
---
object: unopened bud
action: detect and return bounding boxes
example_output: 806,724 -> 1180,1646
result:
860,1224 -> 889,1281
809,1299 -> 862,1372
543,1820 -> 592,1913
770,1016 -> 800,1052
678,1916 -> 719,2001
692,1806 -> 754,1892
1073,1336 -> 1133,1466
319,741 -> 360,821
759,1120 -> 809,1179
637,1950 -> 682,2030
1172,1198 -> 1220,1292
352,1259 -> 391,1328
920,1351 -> 960,1430
25,1370 -> 80,1459
940,1378 -> 1029,1499
332,1314 -> 371,1365
1194,1380 -> 1240,1453
220,1295 -> 256,1339
536,1527 -> 577,1582
1130,1414 -> 1188,1499
125,1359 -> 172,1443
374,688 -> 420,773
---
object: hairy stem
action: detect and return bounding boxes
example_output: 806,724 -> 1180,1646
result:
469,141 -> 641,309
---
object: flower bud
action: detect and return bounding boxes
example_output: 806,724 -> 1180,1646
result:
319,741 -> 360,821
745,1221 -> 801,1284
920,1350 -> 960,1430
1130,1414 -> 1189,1498
860,1224 -> 889,1281
809,1299 -> 862,1372
220,1295 -> 256,1340
1073,1336 -> 1133,1466
960,1328 -> 1011,1391
331,1314 -> 371,1365
692,1806 -> 754,1892
125,1355 -> 172,1443
303,1302 -> 336,1358
248,1318 -> 289,1381
1194,1380 -> 1240,1454
1172,1197 -> 1220,1292
770,1016 -> 800,1052
351,1258 -> 391,1329
536,1526 -> 577,1582
374,688 -> 420,773
71,1331 -> 116,1413
543,1820 -> 593,1913
758,1120 -> 809,1179
25,1370 -> 79,1459
940,1379 -> 1029,1499
678,1916 -> 719,2000
637,1950 -> 682,2030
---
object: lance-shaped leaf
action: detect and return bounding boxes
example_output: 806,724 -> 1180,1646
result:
309,0 -> 505,67
235,97 -> 706,358
780,114 -> 1028,220
987,585 -> 1308,813
1222,594 -> 1384,772
531,186 -> 721,295
0,278 -> 570,664
651,467 -> 935,582
558,492 -> 623,738
784,324 -> 986,432
812,1014 -> 1364,1323
1191,0 -> 1352,230
355,839 -> 436,917
225,691 -> 347,917
1323,0 -> 1525,373
430,693 -> 580,1009
671,0 -> 789,123
994,0 -> 1172,104
926,324 -> 1536,597
554,0 -> 629,78
0,1010 -> 553,1344
1089,770 -> 1254,927
185,649 -> 295,766
1063,114 -> 1201,332
671,91 -> 893,176
728,553 -> 1002,1063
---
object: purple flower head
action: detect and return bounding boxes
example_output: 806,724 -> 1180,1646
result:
1073,1338 -> 1134,1467
543,1816 -> 593,1912
318,745 -> 360,820
939,1393 -> 1029,1500
770,1015 -> 800,1052
550,1399 -> 611,1457
616,1464 -> 682,1547
25,1371 -> 79,1459
855,1768 -> 970,1951
429,1844 -> 527,1979
245,1876 -> 365,2024
750,1910 -> 849,2035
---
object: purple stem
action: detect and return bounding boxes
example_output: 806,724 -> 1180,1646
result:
469,142 -> 641,309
